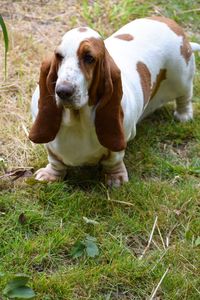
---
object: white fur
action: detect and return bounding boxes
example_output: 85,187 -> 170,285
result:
31,19 -> 200,186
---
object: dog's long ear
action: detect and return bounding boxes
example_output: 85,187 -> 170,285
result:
29,54 -> 62,143
89,47 -> 126,152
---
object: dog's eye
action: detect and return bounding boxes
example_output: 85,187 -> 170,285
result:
55,52 -> 64,61
83,53 -> 95,64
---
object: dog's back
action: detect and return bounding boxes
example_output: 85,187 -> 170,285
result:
105,17 -> 197,125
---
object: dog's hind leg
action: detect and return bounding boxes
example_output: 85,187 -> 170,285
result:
174,91 -> 193,122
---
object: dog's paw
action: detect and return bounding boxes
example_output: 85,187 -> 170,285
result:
174,110 -> 193,122
35,164 -> 66,182
103,161 -> 129,187
105,172 -> 129,188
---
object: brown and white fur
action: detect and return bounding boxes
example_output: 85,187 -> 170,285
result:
29,17 -> 200,187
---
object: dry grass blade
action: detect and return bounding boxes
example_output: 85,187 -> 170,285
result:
107,198 -> 135,207
139,216 -> 158,260
156,223 -> 166,250
166,223 -> 179,247
191,284 -> 200,296
177,8 -> 200,14
106,190 -> 135,206
148,267 -> 170,300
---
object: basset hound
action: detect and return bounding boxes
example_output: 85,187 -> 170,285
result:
29,17 -> 200,187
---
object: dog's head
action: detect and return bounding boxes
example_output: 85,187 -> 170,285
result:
29,27 -> 126,152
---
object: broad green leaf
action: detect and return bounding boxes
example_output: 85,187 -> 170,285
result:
0,14 -> 9,78
195,236 -> 200,246
3,274 -> 30,294
6,286 -> 35,299
70,241 -> 85,258
0,272 -> 5,277
0,15 -> 8,52
85,239 -> 99,258
71,236 -> 99,258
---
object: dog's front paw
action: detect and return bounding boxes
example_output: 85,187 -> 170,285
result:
35,164 -> 66,182
174,109 -> 193,122
104,161 -> 129,187
105,172 -> 129,187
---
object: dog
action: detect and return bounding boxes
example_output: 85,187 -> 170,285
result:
29,16 -> 200,187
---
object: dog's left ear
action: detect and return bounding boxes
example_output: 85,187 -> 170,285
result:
89,46 -> 126,152
29,54 -> 62,144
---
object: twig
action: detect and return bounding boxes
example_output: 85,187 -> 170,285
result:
21,123 -> 35,147
139,216 -> 158,260
177,8 -> 200,14
156,223 -> 166,250
149,267 -> 170,300
107,198 -> 135,206
106,190 -> 135,207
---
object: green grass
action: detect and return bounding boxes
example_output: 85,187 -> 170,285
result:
1,1 -> 200,299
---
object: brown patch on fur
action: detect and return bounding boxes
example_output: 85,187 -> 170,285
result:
78,27 -> 87,32
29,54 -> 63,143
77,38 -> 104,88
77,38 -> 126,152
114,34 -> 134,41
180,43 -> 192,65
137,62 -> 151,106
150,69 -> 167,100
148,16 -> 192,64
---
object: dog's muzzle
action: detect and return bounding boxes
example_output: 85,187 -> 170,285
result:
56,81 -> 75,101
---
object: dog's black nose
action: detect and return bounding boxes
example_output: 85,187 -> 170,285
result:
56,83 -> 75,100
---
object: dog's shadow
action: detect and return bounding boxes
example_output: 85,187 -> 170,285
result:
63,106 -> 173,191
63,165 -> 102,191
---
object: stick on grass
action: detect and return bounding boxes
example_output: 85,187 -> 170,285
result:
139,216 -> 158,260
149,267 -> 169,300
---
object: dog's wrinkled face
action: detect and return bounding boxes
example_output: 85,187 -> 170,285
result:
55,27 -> 103,109
29,26 -> 125,151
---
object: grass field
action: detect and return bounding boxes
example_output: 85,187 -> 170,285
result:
0,0 -> 200,299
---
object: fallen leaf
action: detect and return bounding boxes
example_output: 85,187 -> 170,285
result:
0,168 -> 33,181
18,213 -> 27,225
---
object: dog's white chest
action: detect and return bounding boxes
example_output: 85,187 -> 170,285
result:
48,109 -> 108,166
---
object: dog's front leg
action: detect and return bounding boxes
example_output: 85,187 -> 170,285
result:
35,146 -> 67,182
101,151 -> 128,187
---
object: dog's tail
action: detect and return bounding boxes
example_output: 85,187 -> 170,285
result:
190,42 -> 200,52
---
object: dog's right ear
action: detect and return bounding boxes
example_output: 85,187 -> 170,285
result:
88,43 -> 126,152
29,54 -> 63,144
